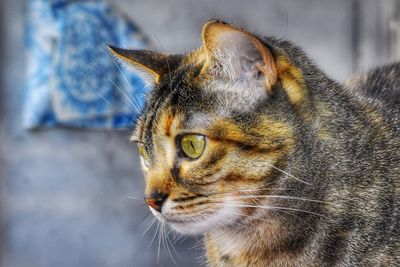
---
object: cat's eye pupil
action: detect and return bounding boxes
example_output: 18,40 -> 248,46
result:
189,141 -> 195,150
181,134 -> 206,159
138,144 -> 150,166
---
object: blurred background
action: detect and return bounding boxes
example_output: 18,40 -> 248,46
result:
0,0 -> 399,266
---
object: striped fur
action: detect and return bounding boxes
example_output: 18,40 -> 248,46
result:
112,20 -> 400,266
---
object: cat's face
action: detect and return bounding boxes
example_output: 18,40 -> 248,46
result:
110,20 -> 307,235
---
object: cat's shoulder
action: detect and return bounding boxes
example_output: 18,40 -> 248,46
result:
345,63 -> 400,105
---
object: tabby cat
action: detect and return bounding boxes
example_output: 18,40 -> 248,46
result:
109,20 -> 400,266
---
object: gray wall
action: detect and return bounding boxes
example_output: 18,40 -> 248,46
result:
0,0 -> 396,266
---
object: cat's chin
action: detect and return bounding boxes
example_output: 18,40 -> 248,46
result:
167,220 -> 213,235
149,208 -> 216,235
148,203 -> 241,235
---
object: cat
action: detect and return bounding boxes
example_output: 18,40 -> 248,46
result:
109,20 -> 400,266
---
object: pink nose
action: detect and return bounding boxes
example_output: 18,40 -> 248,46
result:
144,193 -> 168,212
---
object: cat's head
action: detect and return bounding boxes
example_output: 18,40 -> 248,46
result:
110,20 -> 313,235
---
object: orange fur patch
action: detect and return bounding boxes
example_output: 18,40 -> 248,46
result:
276,56 -> 308,107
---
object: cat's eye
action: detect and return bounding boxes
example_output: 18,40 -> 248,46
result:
180,134 -> 206,159
138,144 -> 150,166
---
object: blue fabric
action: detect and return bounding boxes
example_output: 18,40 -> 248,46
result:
24,0 -> 148,129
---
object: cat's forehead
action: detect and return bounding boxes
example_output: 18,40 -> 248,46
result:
151,72 -> 263,114
132,70 -> 206,141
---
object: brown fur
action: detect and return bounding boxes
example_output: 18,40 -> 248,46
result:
110,20 -> 400,266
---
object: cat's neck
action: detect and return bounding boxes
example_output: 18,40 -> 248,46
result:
205,220 -> 310,266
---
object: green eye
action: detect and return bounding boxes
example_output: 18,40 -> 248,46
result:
138,144 -> 150,166
181,134 -> 206,159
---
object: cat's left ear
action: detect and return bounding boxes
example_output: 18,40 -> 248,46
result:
108,45 -> 182,85
201,20 -> 277,91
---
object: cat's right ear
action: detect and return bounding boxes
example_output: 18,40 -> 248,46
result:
108,46 -> 180,85
200,20 -> 277,92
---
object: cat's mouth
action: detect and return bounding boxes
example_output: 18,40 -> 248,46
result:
148,195 -> 243,235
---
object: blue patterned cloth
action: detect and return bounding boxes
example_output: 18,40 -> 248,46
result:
24,0 -> 148,129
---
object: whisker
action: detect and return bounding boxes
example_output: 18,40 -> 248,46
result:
217,209 -> 275,224
160,225 -> 167,263
219,202 -> 329,219
149,220 -> 160,248
111,57 -> 144,111
266,163 -> 312,186
188,239 -> 204,251
225,194 -> 340,207
142,217 -> 157,236
135,211 -> 152,228
235,182 -> 279,192
196,187 -> 294,200
127,196 -> 143,201
83,73 -> 139,117
116,127 -> 135,135
157,222 -> 162,265
165,228 -> 181,260
163,225 -> 177,265
96,40 -> 144,113
86,63 -> 141,114
177,232 -> 189,244
109,76 -> 141,113
116,130 -> 136,140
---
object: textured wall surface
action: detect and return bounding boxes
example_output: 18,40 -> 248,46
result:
0,0 -> 390,266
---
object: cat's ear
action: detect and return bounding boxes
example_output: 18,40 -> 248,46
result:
108,46 -> 181,85
201,20 -> 277,91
